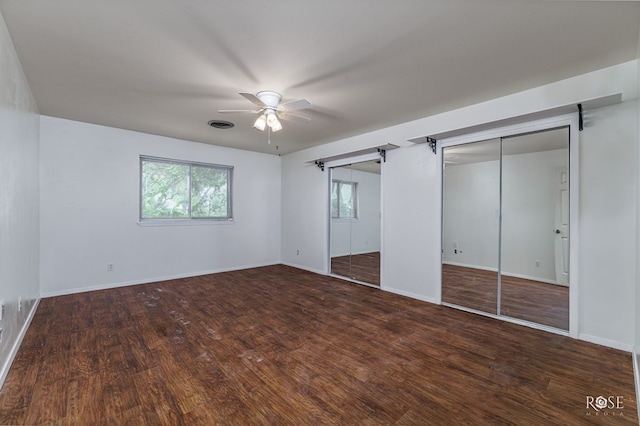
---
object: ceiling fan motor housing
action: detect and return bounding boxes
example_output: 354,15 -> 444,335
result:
256,91 -> 282,108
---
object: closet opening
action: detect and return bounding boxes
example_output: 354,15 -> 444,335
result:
439,115 -> 578,337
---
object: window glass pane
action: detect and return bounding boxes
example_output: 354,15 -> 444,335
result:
339,183 -> 353,218
331,181 -> 339,218
141,161 -> 189,218
191,166 -> 229,218
350,183 -> 357,218
331,180 -> 358,218
140,157 -> 233,221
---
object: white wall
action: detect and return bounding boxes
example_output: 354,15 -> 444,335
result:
579,100 -> 637,348
330,167 -> 381,257
0,11 -> 40,386
635,33 -> 640,415
40,116 -> 281,296
281,156 -> 327,274
381,144 -> 441,301
281,60 -> 639,349
503,149 -> 568,282
443,159 -> 500,271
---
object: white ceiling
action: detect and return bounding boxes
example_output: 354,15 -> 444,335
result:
1,1 -> 638,155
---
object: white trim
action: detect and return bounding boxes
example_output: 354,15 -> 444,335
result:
501,271 -> 561,286
634,349 -> 640,422
438,113 -> 580,338
442,261 -> 565,286
41,262 -> 280,298
309,144 -> 399,166
435,141 -> 443,304
331,250 -> 379,258
439,115 -> 576,148
137,218 -> 236,227
409,92 -> 621,143
443,261 -> 496,273
324,152 -> 381,170
578,333 -> 633,353
281,262 -> 325,276
567,116 -> 580,339
383,286 -> 438,305
138,218 -> 236,227
323,166 -> 331,275
0,298 -> 40,390
380,155 -> 385,288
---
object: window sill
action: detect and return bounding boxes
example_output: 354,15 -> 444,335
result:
137,219 -> 235,227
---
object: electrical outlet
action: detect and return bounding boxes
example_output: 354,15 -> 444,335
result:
18,297 -> 22,312
535,260 -> 540,268
296,249 -> 300,256
107,263 -> 114,272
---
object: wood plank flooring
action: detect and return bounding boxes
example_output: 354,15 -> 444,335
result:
0,264 -> 635,424
442,264 -> 569,330
331,252 -> 380,286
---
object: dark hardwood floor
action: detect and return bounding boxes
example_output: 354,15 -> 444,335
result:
331,252 -> 380,286
442,264 -> 569,330
0,264 -> 635,424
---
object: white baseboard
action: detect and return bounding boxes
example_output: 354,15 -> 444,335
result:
501,270 -> 562,286
578,333 -> 633,352
0,298 -> 40,390
331,250 -> 380,258
382,286 -> 437,305
280,261 -> 325,276
443,261 -> 563,286
41,262 -> 281,298
443,261 -> 497,272
633,347 -> 640,423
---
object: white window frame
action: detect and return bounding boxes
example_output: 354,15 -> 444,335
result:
139,155 -> 234,225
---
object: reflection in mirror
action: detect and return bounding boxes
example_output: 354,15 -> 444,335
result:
441,127 -> 570,331
330,160 -> 381,286
441,139 -> 500,314
500,127 -> 569,330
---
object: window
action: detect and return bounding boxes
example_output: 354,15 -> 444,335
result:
331,180 -> 357,218
140,156 -> 233,221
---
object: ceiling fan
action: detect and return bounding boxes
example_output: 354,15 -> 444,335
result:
218,91 -> 311,133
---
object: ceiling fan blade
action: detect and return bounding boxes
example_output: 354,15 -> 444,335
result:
239,92 -> 266,107
279,112 -> 311,124
279,99 -> 311,112
218,109 -> 260,114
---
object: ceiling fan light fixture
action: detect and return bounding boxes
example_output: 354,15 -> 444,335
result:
266,110 -> 282,132
219,91 -> 311,136
270,120 -> 282,132
253,114 -> 267,131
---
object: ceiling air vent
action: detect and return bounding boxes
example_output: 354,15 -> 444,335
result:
207,120 -> 235,129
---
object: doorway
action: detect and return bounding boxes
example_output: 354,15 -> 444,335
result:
329,159 -> 381,286
441,126 -> 571,331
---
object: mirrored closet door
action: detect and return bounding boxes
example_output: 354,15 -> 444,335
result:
442,127 -> 570,331
441,138 -> 501,314
330,160 -> 381,286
